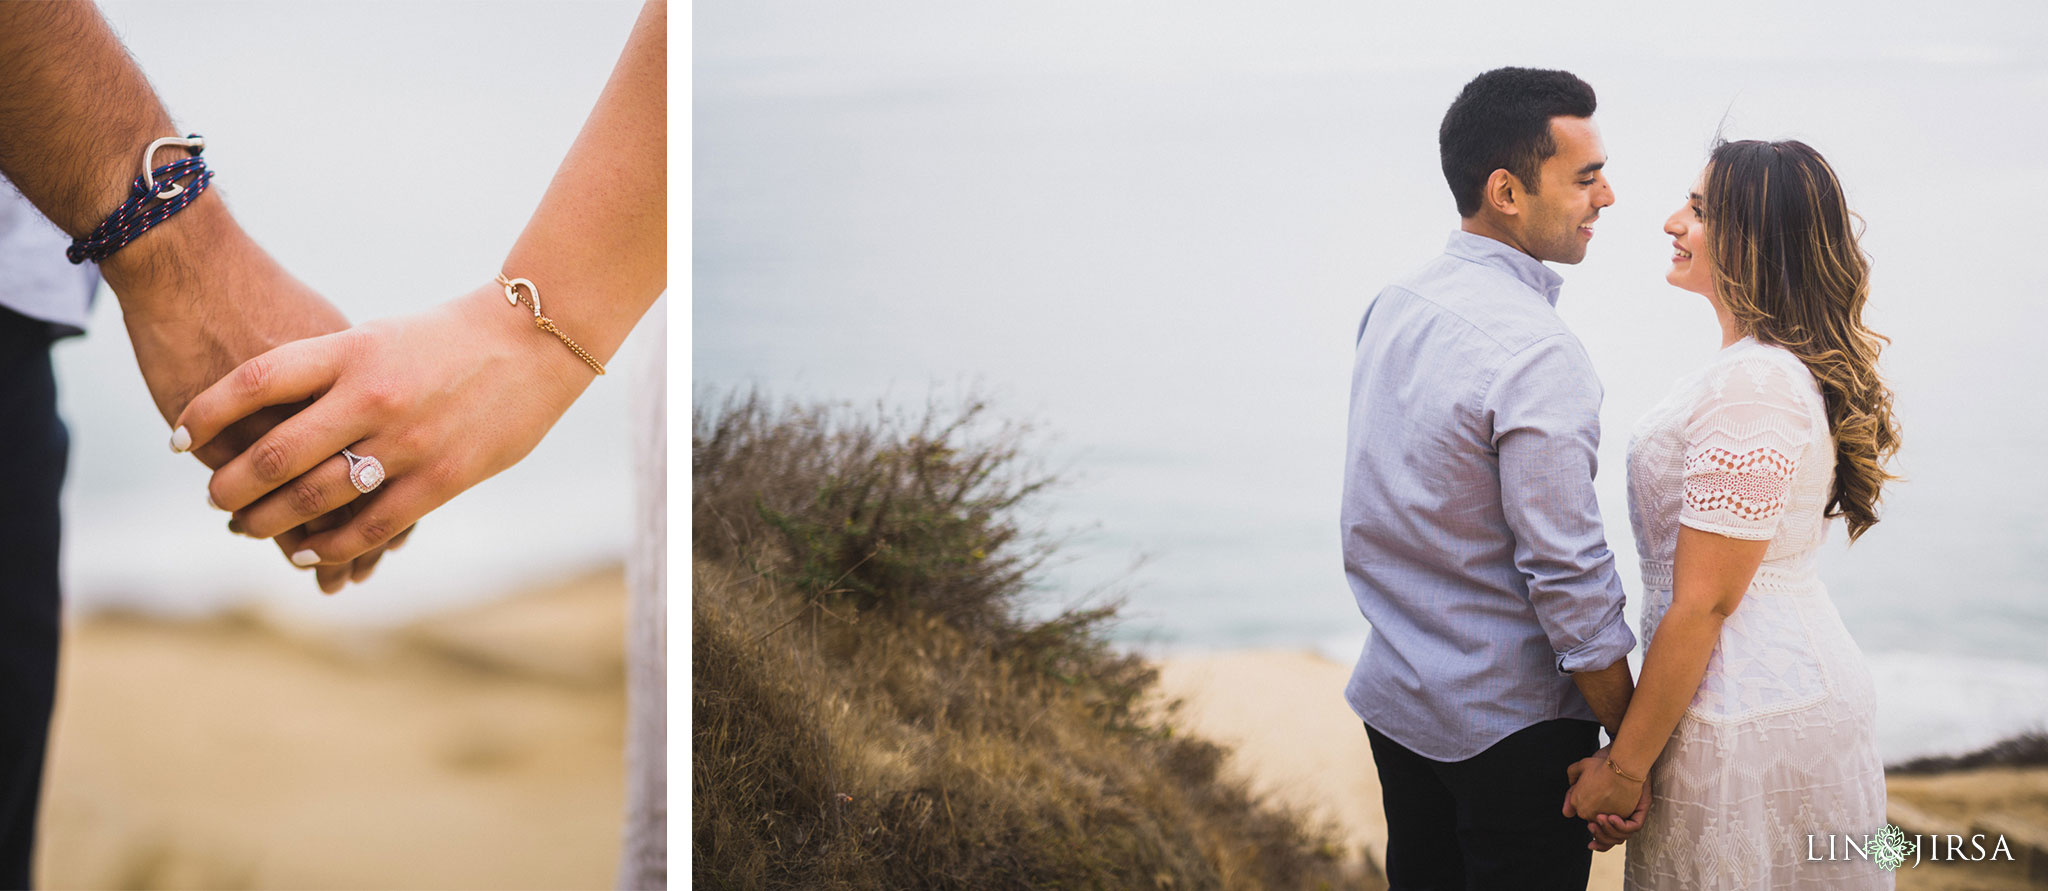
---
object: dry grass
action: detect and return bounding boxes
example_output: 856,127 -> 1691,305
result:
692,392 -> 1368,890
1888,732 -> 2048,776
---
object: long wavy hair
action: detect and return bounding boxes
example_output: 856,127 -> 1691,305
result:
1702,139 -> 1900,541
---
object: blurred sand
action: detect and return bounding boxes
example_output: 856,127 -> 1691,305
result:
1154,649 -> 2048,891
1153,650 -> 1626,889
37,567 -> 630,890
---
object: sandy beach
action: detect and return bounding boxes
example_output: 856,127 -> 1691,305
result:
36,567 -> 630,890
1154,649 -> 2048,891
46,567 -> 2035,890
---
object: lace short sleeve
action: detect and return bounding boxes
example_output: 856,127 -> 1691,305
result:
1680,347 -> 1818,540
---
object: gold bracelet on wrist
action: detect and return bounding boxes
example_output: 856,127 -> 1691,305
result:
1607,757 -> 1646,784
495,273 -> 606,376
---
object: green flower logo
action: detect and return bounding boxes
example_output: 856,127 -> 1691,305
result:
1871,824 -> 1916,871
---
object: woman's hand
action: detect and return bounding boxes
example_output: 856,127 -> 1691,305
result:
173,281 -> 599,571
174,0 -> 660,583
118,200 -> 402,593
1564,749 -> 1650,851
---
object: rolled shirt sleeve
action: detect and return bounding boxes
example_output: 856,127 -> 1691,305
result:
0,181 -> 100,337
1483,334 -> 1636,674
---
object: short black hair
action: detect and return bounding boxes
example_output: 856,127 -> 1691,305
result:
1439,67 -> 1597,217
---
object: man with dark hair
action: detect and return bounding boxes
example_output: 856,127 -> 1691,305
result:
1339,66 -> 1644,888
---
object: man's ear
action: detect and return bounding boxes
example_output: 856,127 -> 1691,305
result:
1485,168 -> 1522,217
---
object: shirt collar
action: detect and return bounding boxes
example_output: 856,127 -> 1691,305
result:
1443,230 -> 1564,307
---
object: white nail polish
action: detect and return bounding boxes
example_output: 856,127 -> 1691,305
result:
291,549 -> 320,567
170,426 -> 192,453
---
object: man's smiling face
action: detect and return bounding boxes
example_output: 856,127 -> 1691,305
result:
1519,116 -> 1614,265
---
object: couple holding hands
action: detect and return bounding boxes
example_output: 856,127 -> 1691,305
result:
0,1 -> 665,887
1342,67 -> 1899,889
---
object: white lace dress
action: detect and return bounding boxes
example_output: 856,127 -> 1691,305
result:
1622,338 -> 1890,890
618,299 -> 666,889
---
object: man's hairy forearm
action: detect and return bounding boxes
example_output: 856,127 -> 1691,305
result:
0,0 -> 175,235
1571,658 -> 1635,740
0,0 -> 258,322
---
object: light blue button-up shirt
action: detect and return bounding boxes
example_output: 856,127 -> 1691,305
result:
0,177 -> 99,336
1341,230 -> 1634,762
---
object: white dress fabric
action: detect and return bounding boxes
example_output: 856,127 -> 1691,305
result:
1622,338 -> 1890,890
617,299 -> 666,889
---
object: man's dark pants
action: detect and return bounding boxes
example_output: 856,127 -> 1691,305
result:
1366,717 -> 1600,891
0,306 -> 67,888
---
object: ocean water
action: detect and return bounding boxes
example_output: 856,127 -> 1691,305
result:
694,1 -> 2048,761
51,2 -> 656,627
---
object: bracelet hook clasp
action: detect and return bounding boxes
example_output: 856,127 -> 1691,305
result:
497,274 -> 544,318
141,136 -> 206,199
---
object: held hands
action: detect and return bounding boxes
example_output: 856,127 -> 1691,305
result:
157,0 -> 659,589
171,281 -> 598,577
120,238 -> 403,593
1563,747 -> 1651,852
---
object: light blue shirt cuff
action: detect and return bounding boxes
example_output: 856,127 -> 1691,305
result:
1554,608 -> 1636,674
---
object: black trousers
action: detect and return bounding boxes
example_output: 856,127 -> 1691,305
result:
1366,718 -> 1600,891
0,306 -> 66,889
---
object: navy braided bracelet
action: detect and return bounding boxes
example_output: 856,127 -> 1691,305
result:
66,134 -> 213,265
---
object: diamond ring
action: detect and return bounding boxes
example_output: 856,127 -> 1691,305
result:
343,448 -> 386,494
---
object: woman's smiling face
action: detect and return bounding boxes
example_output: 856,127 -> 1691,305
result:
1664,167 -> 1712,296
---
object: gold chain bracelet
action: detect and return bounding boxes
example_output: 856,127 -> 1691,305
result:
495,273 -> 606,376
1607,756 -> 1645,784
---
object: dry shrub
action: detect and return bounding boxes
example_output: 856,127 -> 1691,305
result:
692,390 -> 1050,631
694,391 -> 1151,729
692,392 -> 1369,889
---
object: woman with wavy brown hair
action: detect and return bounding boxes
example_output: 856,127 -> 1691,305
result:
1560,139 -> 1902,888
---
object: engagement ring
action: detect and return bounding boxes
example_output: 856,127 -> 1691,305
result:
343,448 -> 386,493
